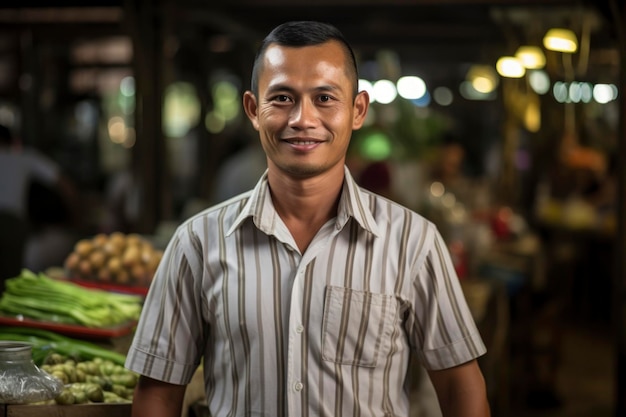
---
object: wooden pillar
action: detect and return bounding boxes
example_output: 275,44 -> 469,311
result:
17,29 -> 40,147
123,0 -> 171,234
615,1 -> 626,415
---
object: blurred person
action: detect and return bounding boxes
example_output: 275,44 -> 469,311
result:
104,168 -> 141,233
126,21 -> 490,417
23,180 -> 77,273
211,134 -> 267,203
429,134 -> 468,199
357,159 -> 394,200
0,124 -> 75,288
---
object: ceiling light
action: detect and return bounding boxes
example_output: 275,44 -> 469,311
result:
396,76 -> 426,100
543,28 -> 578,53
359,79 -> 376,103
433,86 -> 453,106
466,65 -> 499,93
528,70 -> 550,95
372,79 -> 397,104
496,57 -> 526,78
515,46 -> 546,69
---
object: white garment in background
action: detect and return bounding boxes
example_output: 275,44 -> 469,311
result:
212,143 -> 267,204
0,148 -> 59,218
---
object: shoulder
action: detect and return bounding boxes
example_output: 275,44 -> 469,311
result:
159,192 -> 253,270
362,187 -> 436,234
21,148 -> 60,179
176,191 -> 253,237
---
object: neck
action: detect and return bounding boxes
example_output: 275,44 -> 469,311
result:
267,165 -> 345,252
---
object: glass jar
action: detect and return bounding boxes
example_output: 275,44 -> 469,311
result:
0,341 -> 64,404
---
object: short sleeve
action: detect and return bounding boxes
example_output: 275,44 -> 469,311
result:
124,228 -> 205,384
406,225 -> 486,370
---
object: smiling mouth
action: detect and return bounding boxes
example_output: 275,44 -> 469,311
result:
285,140 -> 320,145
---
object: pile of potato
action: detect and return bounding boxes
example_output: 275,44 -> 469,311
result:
64,232 -> 163,287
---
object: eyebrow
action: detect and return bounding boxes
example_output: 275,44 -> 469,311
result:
265,84 -> 342,96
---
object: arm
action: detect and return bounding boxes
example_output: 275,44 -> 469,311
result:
131,375 -> 187,417
427,359 -> 490,417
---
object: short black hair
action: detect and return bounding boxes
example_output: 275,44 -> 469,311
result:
250,21 -> 359,98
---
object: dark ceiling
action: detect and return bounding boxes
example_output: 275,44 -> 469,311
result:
179,0 -> 622,85
0,0 -> 622,90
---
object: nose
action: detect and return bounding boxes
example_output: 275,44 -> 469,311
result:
289,99 -> 318,129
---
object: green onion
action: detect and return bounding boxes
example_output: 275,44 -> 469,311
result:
0,269 -> 142,328
0,326 -> 127,366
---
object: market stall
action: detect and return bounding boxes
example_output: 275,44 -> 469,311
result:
0,233 -> 154,414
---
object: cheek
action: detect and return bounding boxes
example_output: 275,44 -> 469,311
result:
258,107 -> 285,128
326,111 -> 353,133
257,105 -> 274,119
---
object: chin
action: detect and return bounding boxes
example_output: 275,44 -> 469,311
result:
282,162 -> 325,178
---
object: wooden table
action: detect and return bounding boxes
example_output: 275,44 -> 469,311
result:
1,403 -> 131,417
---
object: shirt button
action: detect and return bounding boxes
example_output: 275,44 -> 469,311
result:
294,381 -> 303,392
296,325 -> 304,334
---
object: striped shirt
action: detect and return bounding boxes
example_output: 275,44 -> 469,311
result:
125,166 -> 486,417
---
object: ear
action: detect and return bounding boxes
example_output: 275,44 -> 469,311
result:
243,90 -> 260,131
352,90 -> 370,130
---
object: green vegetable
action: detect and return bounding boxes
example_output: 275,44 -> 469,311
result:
55,389 -> 75,405
0,269 -> 142,327
0,326 -> 127,366
103,390 -> 131,404
73,390 -> 89,404
109,372 -> 138,388
69,383 -> 104,403
85,375 -> 113,391
0,327 -> 139,405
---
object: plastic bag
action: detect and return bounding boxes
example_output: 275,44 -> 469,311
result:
0,341 -> 64,404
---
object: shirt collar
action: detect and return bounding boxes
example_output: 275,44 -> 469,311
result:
226,166 -> 380,238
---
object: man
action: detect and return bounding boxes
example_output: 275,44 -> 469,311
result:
0,124 -> 74,287
126,21 -> 490,417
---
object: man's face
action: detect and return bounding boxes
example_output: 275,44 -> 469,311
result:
243,41 -> 369,179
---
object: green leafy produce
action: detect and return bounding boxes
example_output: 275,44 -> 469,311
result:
0,269 -> 142,327
0,326 -> 127,366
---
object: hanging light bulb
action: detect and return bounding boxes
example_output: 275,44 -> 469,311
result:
466,65 -> 499,93
496,56 -> 526,78
515,46 -> 546,69
543,28 -> 578,53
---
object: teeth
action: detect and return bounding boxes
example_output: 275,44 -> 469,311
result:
290,140 -> 317,145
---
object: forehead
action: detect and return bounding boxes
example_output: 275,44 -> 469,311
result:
259,41 -> 351,87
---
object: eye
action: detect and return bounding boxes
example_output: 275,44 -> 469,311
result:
319,95 -> 332,103
273,95 -> 292,103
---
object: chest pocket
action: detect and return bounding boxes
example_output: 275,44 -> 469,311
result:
321,286 -> 397,367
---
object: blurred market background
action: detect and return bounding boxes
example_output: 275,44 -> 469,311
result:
0,0 -> 624,416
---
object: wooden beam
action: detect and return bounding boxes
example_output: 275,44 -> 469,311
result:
124,0 -> 171,233
613,0 -> 626,414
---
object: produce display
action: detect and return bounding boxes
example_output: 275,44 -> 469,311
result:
42,357 -> 136,404
0,269 -> 143,328
0,327 -> 137,405
64,232 -> 163,287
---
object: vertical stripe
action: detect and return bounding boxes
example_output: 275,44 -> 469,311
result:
218,207 -> 239,417
362,196 -> 376,417
253,227 -> 266,412
320,236 -> 339,414
347,222 -> 365,417
270,238 -> 285,417
200,216 -> 219,409
236,227 -> 251,415
301,259 -> 314,417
